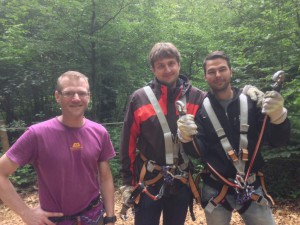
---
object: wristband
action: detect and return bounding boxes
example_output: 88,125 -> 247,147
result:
103,215 -> 117,224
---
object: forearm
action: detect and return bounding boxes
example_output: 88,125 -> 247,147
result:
99,162 -> 115,217
0,155 -> 30,220
100,175 -> 114,216
0,175 -> 30,219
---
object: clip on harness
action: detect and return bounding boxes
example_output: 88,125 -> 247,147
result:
126,86 -> 200,220
201,94 -> 274,213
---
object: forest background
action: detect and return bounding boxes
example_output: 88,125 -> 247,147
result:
0,0 -> 299,201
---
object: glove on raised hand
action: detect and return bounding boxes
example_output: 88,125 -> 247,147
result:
120,185 -> 134,207
243,85 -> 264,108
177,114 -> 197,143
262,91 -> 287,124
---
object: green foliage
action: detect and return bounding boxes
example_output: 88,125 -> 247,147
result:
6,120 -> 27,144
1,0 -> 299,124
262,145 -> 300,159
104,123 -> 123,186
264,156 -> 300,200
9,165 -> 37,188
7,120 -> 26,131
110,157 -> 122,187
0,0 -> 299,198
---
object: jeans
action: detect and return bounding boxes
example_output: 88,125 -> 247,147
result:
202,183 -> 276,225
134,182 -> 191,225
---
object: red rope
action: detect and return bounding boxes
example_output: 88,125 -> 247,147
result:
207,163 -> 241,189
245,114 -> 268,182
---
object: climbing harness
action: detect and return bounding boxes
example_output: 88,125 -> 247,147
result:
49,194 -> 104,225
198,93 -> 274,213
120,86 -> 200,221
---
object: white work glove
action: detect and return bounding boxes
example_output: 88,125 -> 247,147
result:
120,185 -> 134,207
177,114 -> 197,143
262,91 -> 287,124
243,85 -> 264,108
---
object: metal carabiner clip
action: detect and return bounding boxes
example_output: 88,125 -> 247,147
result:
235,174 -> 247,189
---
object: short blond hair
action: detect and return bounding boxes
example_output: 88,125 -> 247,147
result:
56,71 -> 89,91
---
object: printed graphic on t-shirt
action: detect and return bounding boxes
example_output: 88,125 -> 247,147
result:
71,142 -> 83,151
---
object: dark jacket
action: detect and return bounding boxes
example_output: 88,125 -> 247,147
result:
120,75 -> 206,186
192,87 -> 290,179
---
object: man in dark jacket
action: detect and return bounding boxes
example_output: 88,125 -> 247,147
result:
119,42 -> 206,225
177,51 -> 290,225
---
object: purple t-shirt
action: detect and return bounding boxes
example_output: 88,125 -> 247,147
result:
6,118 -> 116,215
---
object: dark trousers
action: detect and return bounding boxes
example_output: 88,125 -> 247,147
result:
134,182 -> 191,225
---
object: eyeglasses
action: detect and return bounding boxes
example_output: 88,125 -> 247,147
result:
59,91 -> 90,98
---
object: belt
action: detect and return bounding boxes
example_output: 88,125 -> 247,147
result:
49,194 -> 101,223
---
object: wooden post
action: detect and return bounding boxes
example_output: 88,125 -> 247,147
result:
0,120 -> 10,152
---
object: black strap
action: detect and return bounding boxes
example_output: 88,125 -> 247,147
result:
237,200 -> 252,214
49,194 -> 101,223
221,199 -> 234,212
189,191 -> 196,221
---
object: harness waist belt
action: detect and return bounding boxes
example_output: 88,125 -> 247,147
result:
49,194 -> 101,223
210,173 -> 256,186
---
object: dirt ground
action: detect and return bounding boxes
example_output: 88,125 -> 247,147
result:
0,190 -> 299,225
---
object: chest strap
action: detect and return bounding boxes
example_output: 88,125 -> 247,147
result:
203,94 -> 249,176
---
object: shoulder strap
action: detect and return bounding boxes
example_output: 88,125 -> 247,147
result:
143,86 -> 174,165
239,94 -> 249,150
203,94 -> 249,175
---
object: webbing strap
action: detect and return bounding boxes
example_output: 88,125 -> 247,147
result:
143,86 -> 187,166
203,94 -> 249,175
239,94 -> 249,150
257,171 -> 275,206
204,185 -> 229,213
144,86 -> 174,165
188,172 -> 201,204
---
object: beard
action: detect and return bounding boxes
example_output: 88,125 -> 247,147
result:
210,79 -> 231,93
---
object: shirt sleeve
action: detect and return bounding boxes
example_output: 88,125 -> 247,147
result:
6,128 -> 38,166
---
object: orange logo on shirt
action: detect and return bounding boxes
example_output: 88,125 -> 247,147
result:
71,142 -> 83,151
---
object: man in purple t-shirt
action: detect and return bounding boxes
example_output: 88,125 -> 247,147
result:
0,71 -> 117,225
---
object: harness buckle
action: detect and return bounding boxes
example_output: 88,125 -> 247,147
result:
241,149 -> 249,161
162,166 -> 175,184
252,194 -> 269,206
146,160 -> 156,173
204,198 -> 218,213
228,150 -> 238,162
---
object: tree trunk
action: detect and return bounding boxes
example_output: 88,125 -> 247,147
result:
0,120 -> 10,152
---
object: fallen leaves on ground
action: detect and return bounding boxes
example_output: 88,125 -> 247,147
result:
0,191 -> 299,225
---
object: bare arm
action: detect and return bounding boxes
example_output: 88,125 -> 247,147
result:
0,154 -> 63,225
98,160 -> 115,224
